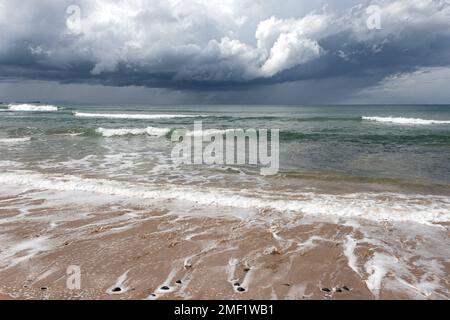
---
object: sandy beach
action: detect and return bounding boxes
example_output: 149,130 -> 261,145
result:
1,189 -> 449,300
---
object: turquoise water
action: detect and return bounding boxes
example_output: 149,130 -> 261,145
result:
0,104 -> 449,194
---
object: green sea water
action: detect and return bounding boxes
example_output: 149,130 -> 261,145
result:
1,103 -> 450,225
1,104 -> 449,186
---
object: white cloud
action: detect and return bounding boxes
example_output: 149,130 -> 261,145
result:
75,1 -> 329,79
1,0 -> 450,87
260,34 -> 322,77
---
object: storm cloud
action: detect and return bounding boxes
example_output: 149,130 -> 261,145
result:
1,0 -> 450,103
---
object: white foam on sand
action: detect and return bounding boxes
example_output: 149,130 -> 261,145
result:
363,116 -> 450,125
296,236 -> 324,251
74,112 -> 199,119
343,235 -> 360,275
0,236 -> 52,269
364,253 -> 396,299
390,259 -> 447,298
8,104 -> 58,112
364,251 -> 448,300
0,171 -> 450,226
96,127 -> 170,137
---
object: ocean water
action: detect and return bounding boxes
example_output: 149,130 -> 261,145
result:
0,103 -> 449,225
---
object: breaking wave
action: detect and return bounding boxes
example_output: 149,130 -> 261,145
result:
8,104 -> 58,112
96,127 -> 171,137
0,137 -> 31,144
363,116 -> 450,125
1,170 -> 449,226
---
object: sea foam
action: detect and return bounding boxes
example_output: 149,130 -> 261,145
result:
8,104 -> 58,112
1,171 -> 449,226
96,127 -> 171,137
363,116 -> 450,125
0,137 -> 31,144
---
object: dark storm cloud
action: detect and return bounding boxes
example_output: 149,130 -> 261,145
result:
1,0 -> 450,94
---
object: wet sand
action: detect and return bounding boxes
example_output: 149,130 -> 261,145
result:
0,190 -> 449,300
0,213 -> 375,300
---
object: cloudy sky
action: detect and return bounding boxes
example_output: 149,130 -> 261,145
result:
1,0 -> 450,105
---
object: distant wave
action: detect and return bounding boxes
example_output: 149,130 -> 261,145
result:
0,137 -> 31,144
100,127 -> 247,138
45,126 -> 450,145
73,112 -> 202,119
96,127 -> 171,137
363,116 -> 450,125
8,104 -> 58,112
1,170 -> 449,226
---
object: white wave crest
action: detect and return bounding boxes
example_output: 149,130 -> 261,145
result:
1,171 -> 449,226
96,127 -> 170,137
0,137 -> 31,144
8,104 -> 58,112
74,112 -> 200,119
363,116 -> 450,125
